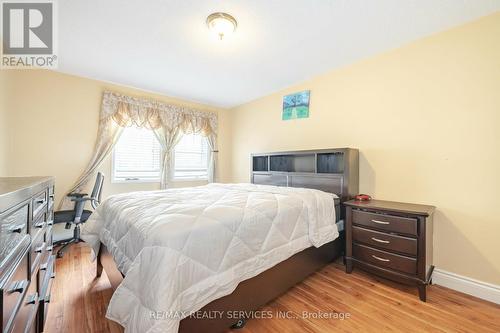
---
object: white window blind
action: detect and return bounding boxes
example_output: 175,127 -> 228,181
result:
174,134 -> 209,180
112,126 -> 162,182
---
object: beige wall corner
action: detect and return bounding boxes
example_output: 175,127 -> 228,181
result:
227,12 -> 500,285
216,107 -> 233,183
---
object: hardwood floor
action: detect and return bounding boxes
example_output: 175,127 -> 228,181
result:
46,243 -> 500,333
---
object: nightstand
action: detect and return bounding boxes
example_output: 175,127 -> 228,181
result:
344,199 -> 435,301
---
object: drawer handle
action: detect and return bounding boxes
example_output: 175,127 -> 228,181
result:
34,221 -> 45,229
35,199 -> 45,204
46,246 -> 53,252
371,237 -> 390,244
35,244 -> 45,253
371,219 -> 390,225
9,225 -> 24,233
40,263 -> 48,271
26,292 -> 38,305
372,255 -> 390,262
47,220 -> 54,226
8,280 -> 29,294
51,273 -> 56,279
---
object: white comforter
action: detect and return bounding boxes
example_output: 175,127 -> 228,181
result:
81,183 -> 338,333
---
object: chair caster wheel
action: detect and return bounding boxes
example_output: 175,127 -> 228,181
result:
231,319 -> 246,329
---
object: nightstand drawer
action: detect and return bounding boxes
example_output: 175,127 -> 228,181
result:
353,243 -> 417,275
352,226 -> 417,256
352,210 -> 417,236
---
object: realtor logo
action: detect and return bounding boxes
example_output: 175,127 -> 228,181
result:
1,1 -> 57,68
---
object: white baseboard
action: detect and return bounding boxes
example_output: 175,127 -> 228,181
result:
433,268 -> 500,304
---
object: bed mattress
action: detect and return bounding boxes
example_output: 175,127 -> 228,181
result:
81,183 -> 339,333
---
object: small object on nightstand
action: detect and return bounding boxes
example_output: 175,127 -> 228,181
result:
354,194 -> 372,201
344,199 -> 435,302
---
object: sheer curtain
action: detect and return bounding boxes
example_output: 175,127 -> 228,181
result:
205,133 -> 218,183
60,91 -> 218,208
154,127 -> 182,189
59,117 -> 123,209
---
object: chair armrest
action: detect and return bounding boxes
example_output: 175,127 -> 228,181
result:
71,197 -> 94,224
68,192 -> 88,198
70,197 -> 93,203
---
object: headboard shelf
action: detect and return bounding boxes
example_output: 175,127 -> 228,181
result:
252,156 -> 269,172
251,148 -> 359,203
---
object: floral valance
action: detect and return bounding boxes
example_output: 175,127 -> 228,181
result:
101,91 -> 218,136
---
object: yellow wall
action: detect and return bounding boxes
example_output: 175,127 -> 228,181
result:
228,13 -> 500,284
2,70 -> 230,205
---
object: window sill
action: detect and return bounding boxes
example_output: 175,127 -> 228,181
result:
111,179 -> 160,184
111,178 -> 207,184
171,178 -> 208,183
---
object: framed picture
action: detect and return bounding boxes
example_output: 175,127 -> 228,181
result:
282,90 -> 310,120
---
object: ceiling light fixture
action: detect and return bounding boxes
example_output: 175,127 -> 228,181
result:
206,12 -> 237,40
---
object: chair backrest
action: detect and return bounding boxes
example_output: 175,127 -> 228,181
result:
90,172 -> 105,209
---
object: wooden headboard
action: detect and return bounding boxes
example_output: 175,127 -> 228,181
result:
251,148 -> 359,218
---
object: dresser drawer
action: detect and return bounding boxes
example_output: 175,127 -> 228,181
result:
352,226 -> 417,256
353,243 -> 417,275
32,191 -> 47,219
1,204 -> 29,235
38,255 -> 55,332
2,248 -> 30,332
30,212 -> 46,237
352,210 -> 417,236
45,224 -> 53,251
8,279 -> 38,333
30,229 -> 46,275
38,247 -> 50,285
38,252 -> 54,291
47,209 -> 54,225
48,186 -> 55,211
0,205 -> 29,262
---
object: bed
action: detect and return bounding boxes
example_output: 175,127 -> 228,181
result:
83,148 -> 359,333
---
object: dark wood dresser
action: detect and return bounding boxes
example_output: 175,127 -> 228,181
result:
344,199 -> 435,301
0,177 -> 55,333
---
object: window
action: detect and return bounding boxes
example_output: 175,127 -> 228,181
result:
173,133 -> 209,180
112,126 -> 162,182
112,128 -> 209,183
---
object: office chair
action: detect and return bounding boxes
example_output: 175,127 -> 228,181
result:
53,172 -> 104,258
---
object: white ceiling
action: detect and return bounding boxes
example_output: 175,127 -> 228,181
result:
58,0 -> 500,108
